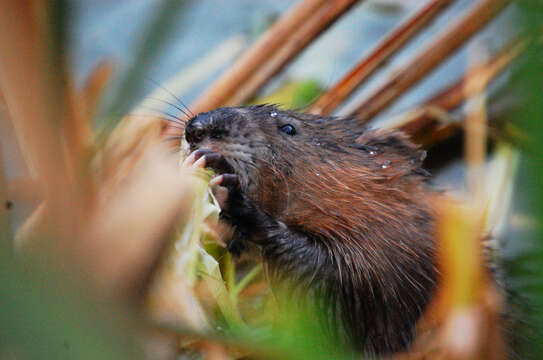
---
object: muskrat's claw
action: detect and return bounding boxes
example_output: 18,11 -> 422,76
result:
192,149 -> 234,174
210,173 -> 240,209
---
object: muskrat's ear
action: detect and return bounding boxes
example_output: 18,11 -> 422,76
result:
356,129 -> 427,166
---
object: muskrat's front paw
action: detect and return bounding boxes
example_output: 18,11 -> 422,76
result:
210,173 -> 239,190
226,231 -> 247,257
209,173 -> 241,210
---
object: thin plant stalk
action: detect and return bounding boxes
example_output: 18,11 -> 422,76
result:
0,0 -> 79,246
309,0 -> 455,115
394,39 -> 523,145
348,0 -> 511,125
190,0 -> 347,114
0,139 -> 12,246
225,0 -> 358,107
464,44 -> 489,202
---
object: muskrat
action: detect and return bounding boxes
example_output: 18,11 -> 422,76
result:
183,104 -> 439,355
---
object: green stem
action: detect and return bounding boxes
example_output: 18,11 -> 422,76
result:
232,264 -> 263,299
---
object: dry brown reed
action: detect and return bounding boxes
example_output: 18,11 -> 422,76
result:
309,0 -> 455,116
348,0 -> 511,124
190,0 -> 357,114
396,39 -> 523,145
0,1 -> 196,300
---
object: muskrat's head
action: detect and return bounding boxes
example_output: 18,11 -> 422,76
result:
184,105 -> 363,195
184,104 -> 429,215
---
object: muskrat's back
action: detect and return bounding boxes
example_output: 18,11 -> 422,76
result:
184,105 -> 439,354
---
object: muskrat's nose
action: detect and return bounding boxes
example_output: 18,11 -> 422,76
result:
185,118 -> 205,144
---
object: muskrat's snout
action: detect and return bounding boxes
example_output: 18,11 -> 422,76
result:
185,116 -> 207,145
184,110 -> 235,149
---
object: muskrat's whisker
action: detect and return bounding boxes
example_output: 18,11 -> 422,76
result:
149,115 -> 185,127
144,76 -> 195,117
166,125 -> 185,131
143,117 -> 184,130
137,105 -> 185,125
164,136 -> 184,142
145,96 -> 191,120
113,112 -> 186,128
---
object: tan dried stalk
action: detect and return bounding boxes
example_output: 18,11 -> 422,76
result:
432,202 -> 504,360
348,0 -> 511,125
396,39 -> 523,145
190,0 -> 331,114
464,44 -> 490,202
0,134 -> 12,244
398,44 -> 510,360
82,142 -> 196,299
1,0 -> 197,300
225,0 -> 358,106
309,0 -> 454,115
0,1 -> 79,244
80,60 -> 114,124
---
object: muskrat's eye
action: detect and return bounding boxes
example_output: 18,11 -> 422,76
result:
210,132 -> 223,140
279,124 -> 296,136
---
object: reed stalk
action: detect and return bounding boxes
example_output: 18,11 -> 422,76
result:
190,0 -> 356,114
348,0 -> 511,125
309,0 -> 454,115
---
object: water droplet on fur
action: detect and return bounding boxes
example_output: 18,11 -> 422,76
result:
369,151 -> 377,156
312,138 -> 321,146
419,150 -> 427,161
270,111 -> 277,117
316,172 -> 320,176
381,160 -> 391,169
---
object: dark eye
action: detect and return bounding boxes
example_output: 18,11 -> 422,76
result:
210,132 -> 222,140
279,124 -> 296,136
210,129 -> 225,140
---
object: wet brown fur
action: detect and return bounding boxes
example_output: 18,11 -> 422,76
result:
185,105 -> 440,354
